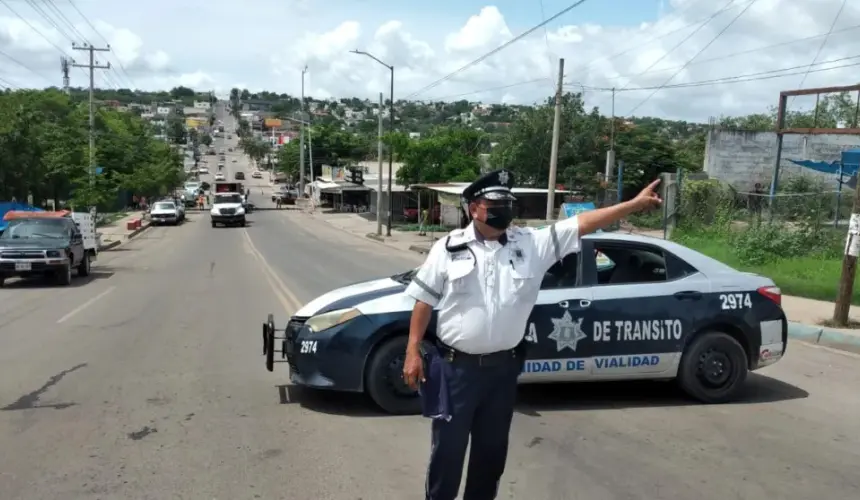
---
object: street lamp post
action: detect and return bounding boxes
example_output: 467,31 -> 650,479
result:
350,49 -> 394,237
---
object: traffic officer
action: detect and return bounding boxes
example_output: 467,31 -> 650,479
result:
403,169 -> 662,500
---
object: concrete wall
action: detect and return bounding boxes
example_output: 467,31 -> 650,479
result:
703,129 -> 860,191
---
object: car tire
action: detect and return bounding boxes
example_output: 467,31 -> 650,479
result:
365,336 -> 422,415
78,252 -> 91,277
57,259 -> 72,286
678,331 -> 748,404
240,220 -> 246,227
0,276 -> 5,287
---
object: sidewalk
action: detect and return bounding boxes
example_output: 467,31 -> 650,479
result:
97,211 -> 151,250
305,210 -> 439,255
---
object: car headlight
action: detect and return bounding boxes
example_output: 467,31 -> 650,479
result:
210,209 -> 218,215
305,308 -> 361,333
236,207 -> 245,214
46,250 -> 62,258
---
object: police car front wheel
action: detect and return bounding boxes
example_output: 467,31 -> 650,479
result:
365,336 -> 422,415
678,331 -> 749,404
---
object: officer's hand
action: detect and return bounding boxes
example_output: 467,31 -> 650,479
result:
403,348 -> 425,391
632,179 -> 662,211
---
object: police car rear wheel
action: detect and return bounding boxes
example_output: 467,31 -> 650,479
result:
365,336 -> 421,415
678,331 -> 748,404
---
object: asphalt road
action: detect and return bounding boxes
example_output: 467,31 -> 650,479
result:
197,108 -> 278,209
1,207 -> 859,499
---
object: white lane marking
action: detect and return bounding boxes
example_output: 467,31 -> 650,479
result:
57,286 -> 116,324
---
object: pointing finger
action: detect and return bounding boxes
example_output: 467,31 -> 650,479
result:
646,179 -> 661,191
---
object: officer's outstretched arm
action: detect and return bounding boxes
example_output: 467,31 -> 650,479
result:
404,240 -> 447,350
531,199 -> 646,271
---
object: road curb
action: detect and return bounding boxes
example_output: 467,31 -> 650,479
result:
408,245 -> 430,254
366,233 -> 385,242
100,221 -> 151,252
99,240 -> 121,251
787,321 -> 860,350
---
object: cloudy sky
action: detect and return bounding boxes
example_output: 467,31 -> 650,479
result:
0,0 -> 858,121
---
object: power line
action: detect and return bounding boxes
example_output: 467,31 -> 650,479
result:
24,0 -> 77,43
603,23 -> 860,84
67,0 -> 138,89
424,78 -> 552,101
565,0 -> 732,78
789,0 -> 847,106
603,56 -> 860,92
617,0 -> 740,94
423,22 -> 860,104
43,0 -> 89,43
1,0 -> 70,56
0,48 -> 53,83
626,0 -> 759,115
404,0 -> 591,99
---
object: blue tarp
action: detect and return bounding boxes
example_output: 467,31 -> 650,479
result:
843,149 -> 860,169
0,202 -> 44,231
788,149 -> 860,177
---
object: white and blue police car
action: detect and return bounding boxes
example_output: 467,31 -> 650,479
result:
262,232 -> 787,414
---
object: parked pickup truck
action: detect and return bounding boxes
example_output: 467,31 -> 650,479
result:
0,210 -> 97,287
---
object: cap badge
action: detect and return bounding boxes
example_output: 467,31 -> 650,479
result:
498,170 -> 509,185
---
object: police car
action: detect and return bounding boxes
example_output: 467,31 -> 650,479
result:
262,232 -> 787,414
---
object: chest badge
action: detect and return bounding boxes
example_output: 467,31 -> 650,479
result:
512,248 -> 525,263
548,310 -> 587,352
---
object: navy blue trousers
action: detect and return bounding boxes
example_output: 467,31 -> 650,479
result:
425,355 -> 520,500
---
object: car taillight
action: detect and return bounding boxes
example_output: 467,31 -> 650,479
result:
757,286 -> 781,306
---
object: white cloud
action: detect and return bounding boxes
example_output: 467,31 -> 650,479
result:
1,0 -> 859,121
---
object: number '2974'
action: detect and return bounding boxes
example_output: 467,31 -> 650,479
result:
300,340 -> 317,354
720,293 -> 752,310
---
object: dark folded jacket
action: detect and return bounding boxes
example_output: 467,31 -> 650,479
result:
418,345 -> 453,422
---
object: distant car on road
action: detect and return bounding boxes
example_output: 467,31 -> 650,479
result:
252,171 -> 262,179
150,201 -> 182,226
214,172 -> 226,181
261,232 -> 788,414
198,167 -> 209,174
235,171 -> 245,180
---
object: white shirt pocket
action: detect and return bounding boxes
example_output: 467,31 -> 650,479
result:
446,260 -> 475,296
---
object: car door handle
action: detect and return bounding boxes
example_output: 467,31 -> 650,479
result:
674,291 -> 702,300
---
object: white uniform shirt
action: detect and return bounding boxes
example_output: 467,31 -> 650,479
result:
405,216 -> 582,354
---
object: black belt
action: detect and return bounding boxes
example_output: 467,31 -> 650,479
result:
435,341 -> 522,367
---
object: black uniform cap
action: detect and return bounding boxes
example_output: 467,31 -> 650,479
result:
462,169 -> 516,202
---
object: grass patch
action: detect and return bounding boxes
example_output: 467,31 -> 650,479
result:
96,212 -> 128,227
673,228 -> 853,305
394,224 -> 448,233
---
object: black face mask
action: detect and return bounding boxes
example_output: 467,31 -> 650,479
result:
484,205 -> 514,230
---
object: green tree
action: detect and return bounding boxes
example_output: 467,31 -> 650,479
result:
0,89 -> 183,211
388,127 -> 487,185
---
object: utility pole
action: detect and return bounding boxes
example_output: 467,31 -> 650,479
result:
833,185 -> 860,325
60,57 -> 70,95
299,66 -> 307,195
72,43 -> 110,189
377,92 -> 384,235
545,58 -> 564,221
606,88 -> 616,183
386,66 -> 394,237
